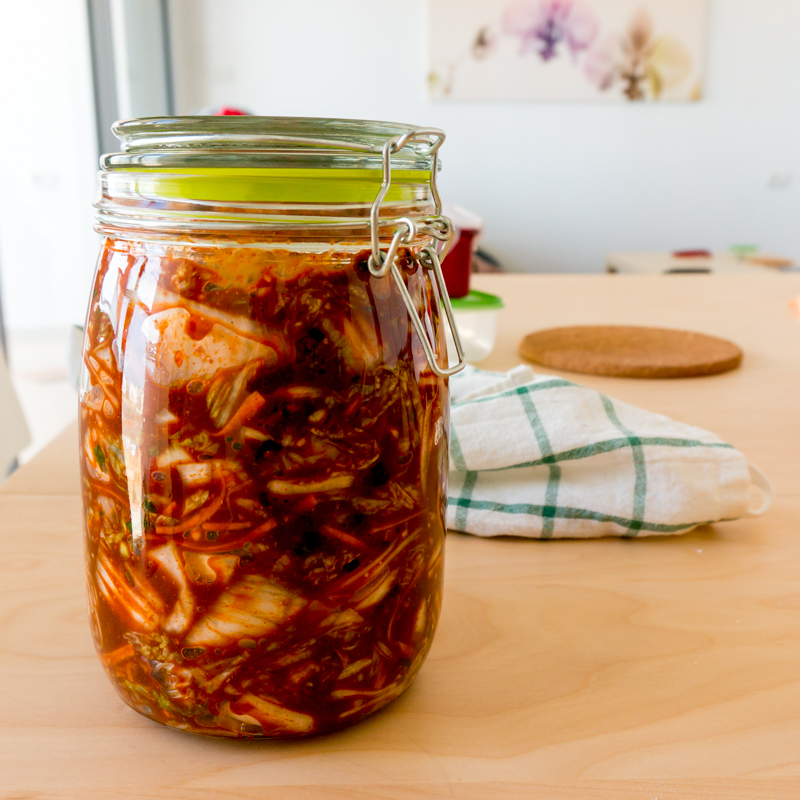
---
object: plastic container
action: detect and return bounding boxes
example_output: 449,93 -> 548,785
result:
445,290 -> 504,364
80,116 -> 465,738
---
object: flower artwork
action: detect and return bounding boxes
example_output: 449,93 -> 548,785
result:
502,1 -> 600,61
429,0 -> 707,102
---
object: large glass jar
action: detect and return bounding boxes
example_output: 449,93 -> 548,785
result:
80,117 -> 464,738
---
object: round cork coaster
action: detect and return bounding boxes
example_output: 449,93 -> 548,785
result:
519,325 -> 742,379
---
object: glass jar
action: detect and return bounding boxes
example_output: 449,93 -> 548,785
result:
80,117 -> 464,738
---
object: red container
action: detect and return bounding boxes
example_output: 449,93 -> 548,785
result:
440,229 -> 477,299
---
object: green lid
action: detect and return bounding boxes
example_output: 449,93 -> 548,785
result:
111,167 -> 430,204
102,117 -> 439,204
450,290 -> 505,311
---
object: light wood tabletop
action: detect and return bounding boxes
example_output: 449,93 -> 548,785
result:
2,274 -> 800,799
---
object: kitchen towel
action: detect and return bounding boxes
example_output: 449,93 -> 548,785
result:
447,365 -> 772,539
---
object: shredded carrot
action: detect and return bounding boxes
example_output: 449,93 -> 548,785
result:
184,517 -> 277,553
330,533 -> 418,594
369,510 -> 423,534
201,521 -> 251,531
395,641 -> 415,659
291,495 -> 318,515
344,396 -> 362,417
95,551 -> 161,628
386,561 -> 426,640
218,392 -> 266,437
249,518 -> 278,537
101,643 -> 135,667
155,483 -> 226,535
320,525 -> 366,551
92,483 -> 129,507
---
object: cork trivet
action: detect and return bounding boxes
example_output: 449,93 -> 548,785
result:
519,325 -> 742,379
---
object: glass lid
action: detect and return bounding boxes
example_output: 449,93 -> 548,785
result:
104,116 -> 443,172
95,115 -> 448,235
99,116 -> 444,206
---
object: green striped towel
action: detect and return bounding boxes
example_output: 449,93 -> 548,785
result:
447,365 -> 773,539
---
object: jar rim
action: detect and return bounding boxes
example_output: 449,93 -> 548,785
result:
104,116 -> 442,172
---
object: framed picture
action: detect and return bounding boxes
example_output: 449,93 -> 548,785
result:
429,0 -> 708,102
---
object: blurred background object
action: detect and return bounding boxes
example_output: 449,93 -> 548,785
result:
440,205 -> 504,364
196,104 -> 252,115
0,286 -> 30,475
446,290 -> 505,365
441,205 -> 485,298
606,249 -> 797,274
87,0 -> 174,154
472,248 -> 505,274
0,349 -> 30,477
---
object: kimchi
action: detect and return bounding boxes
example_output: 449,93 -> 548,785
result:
81,236 -> 448,737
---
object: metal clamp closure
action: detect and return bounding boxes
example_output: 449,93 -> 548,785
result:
367,129 -> 444,268
390,244 -> 466,378
366,128 -> 466,377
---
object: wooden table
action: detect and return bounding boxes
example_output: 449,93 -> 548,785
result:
3,274 -> 800,799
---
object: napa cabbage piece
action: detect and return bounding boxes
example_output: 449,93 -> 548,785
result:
176,459 -> 248,488
142,307 -> 278,387
183,552 -> 239,585
150,542 -> 195,635
226,693 -> 314,734
267,474 -> 354,495
153,287 -> 280,345
95,547 -> 163,631
206,358 -> 263,430
184,575 -> 306,648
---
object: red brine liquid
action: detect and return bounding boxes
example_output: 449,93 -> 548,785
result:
80,237 -> 448,737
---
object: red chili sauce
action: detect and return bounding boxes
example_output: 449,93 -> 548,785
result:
80,237 -> 447,737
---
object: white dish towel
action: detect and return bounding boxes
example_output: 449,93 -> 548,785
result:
447,365 -> 773,539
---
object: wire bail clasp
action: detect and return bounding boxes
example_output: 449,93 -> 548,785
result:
367,129 -> 466,378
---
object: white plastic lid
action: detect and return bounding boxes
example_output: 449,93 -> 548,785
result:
443,204 -> 484,233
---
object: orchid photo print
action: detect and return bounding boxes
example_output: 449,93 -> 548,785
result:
429,0 -> 708,102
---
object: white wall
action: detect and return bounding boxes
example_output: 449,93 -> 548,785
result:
1,0 -> 795,333
0,0 -> 99,331
170,0 -> 800,273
